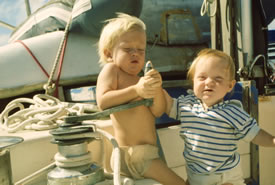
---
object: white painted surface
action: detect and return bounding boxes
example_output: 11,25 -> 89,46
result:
259,96 -> 275,185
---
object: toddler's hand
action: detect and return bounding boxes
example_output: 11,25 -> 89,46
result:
135,69 -> 162,98
144,69 -> 162,88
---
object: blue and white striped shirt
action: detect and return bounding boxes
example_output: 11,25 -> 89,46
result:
169,91 -> 260,174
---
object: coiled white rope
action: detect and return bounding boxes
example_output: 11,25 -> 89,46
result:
200,0 -> 217,17
0,94 -> 96,133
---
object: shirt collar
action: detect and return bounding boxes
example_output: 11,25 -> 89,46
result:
187,89 -> 231,111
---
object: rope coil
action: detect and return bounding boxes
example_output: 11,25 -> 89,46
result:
0,94 -> 97,133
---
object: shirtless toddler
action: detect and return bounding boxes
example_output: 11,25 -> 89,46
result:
96,13 -> 186,185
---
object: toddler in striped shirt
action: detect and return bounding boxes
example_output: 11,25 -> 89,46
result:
164,48 -> 275,185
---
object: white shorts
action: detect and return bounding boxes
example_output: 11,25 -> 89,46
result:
186,163 -> 246,185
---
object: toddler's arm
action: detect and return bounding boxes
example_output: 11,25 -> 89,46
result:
97,63 -> 140,110
96,63 -> 163,110
252,129 -> 275,147
163,89 -> 173,115
144,69 -> 166,117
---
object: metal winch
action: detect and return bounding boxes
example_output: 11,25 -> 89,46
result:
47,98 -> 153,185
47,122 -> 105,185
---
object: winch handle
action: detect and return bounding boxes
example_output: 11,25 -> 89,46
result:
64,99 -> 153,123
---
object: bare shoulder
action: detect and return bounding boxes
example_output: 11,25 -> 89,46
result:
97,63 -> 119,82
97,63 -> 119,91
99,63 -> 119,75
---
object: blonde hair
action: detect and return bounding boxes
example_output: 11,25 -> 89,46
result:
97,13 -> 146,66
187,48 -> 236,82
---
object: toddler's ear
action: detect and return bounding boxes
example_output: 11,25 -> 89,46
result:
107,58 -> 113,62
104,49 -> 112,59
228,80 -> 236,92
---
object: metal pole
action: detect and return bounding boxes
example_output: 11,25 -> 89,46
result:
241,0 -> 254,66
0,20 -> 15,30
24,0 -> 32,17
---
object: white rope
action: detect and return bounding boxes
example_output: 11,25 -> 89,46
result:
0,94 -> 96,133
200,0 -> 217,17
